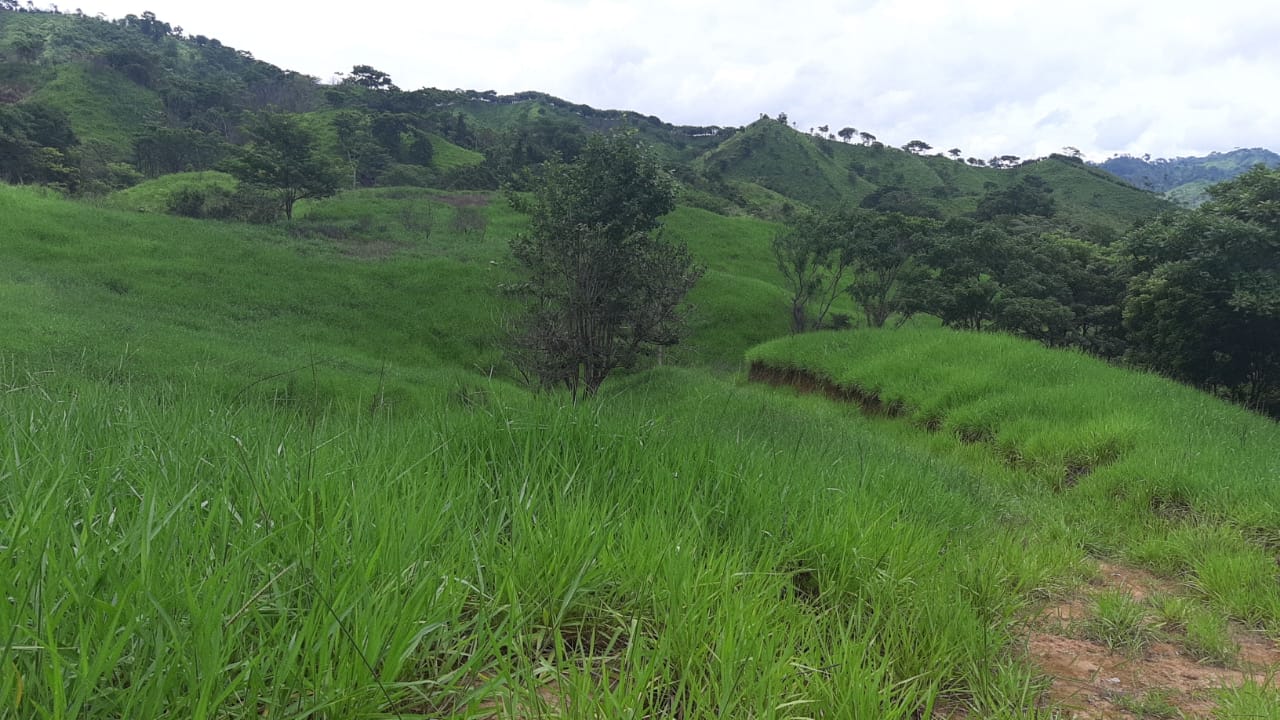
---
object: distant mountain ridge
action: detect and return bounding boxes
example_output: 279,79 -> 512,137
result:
1094,148 -> 1280,206
1,6 -> 1171,232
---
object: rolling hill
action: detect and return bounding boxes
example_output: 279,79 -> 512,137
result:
1096,147 -> 1280,206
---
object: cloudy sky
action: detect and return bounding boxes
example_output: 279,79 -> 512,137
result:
73,0 -> 1280,161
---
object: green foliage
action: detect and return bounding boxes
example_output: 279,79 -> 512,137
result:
0,99 -> 78,189
771,209 -> 858,332
133,125 -> 229,176
1123,166 -> 1280,413
508,132 -> 703,396
973,175 -> 1056,220
846,211 -> 934,328
911,218 -> 1126,353
224,112 -> 341,220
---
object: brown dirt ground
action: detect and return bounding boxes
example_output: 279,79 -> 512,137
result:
1025,562 -> 1280,719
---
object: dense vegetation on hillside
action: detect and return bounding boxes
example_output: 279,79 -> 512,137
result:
1098,148 -> 1280,206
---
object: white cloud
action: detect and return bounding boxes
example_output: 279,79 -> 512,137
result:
72,0 -> 1280,160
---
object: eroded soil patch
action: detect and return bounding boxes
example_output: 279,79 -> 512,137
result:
747,362 -> 903,417
1027,562 -> 1280,718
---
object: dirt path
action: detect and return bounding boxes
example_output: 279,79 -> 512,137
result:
1026,562 -> 1280,718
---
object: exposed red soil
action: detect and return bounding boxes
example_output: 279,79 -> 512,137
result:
747,362 -> 904,417
1027,562 -> 1280,719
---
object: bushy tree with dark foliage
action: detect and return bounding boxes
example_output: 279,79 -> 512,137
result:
1123,166 -> 1280,414
508,132 -> 703,398
223,112 -> 340,220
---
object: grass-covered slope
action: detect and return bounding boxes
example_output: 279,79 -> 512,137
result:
2,186 -> 1089,717
748,328 -> 1280,627
0,184 -> 791,393
3,182 -> 1278,716
697,119 -> 1171,230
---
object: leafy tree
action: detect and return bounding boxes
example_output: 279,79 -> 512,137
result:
847,212 -> 933,328
772,211 -> 857,333
838,127 -> 856,142
1123,166 -> 1280,412
859,185 -> 942,219
859,131 -> 876,145
133,126 -> 228,176
508,132 -> 703,398
974,175 -> 1056,220
0,101 -> 79,189
348,64 -> 397,91
903,140 -> 932,155
224,112 -> 340,220
331,110 -> 391,187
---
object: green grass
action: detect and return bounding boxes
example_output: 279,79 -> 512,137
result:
31,63 -> 162,161
100,170 -> 237,213
427,132 -> 484,170
747,328 -> 1280,632
0,177 -> 1270,717
1084,590 -> 1153,652
0,357 -> 1076,717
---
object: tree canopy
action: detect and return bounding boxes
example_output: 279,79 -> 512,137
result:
224,113 -> 340,220
508,132 -> 704,398
1123,166 -> 1280,412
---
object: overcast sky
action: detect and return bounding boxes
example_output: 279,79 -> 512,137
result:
71,0 -> 1280,161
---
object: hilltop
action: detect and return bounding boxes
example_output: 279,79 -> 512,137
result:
1096,147 -> 1280,206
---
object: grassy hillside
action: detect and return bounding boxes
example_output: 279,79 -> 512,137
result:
3,178 -> 1279,716
697,119 -> 1170,230
0,184 -> 788,391
748,329 -> 1280,627
99,170 -> 236,212
0,183 -> 1058,717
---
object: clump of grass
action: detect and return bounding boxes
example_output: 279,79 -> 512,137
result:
1113,688 -> 1183,718
1183,611 -> 1238,666
1214,680 -> 1280,719
1084,590 -> 1153,652
1149,593 -> 1195,633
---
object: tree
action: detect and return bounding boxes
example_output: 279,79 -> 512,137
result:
838,127 -> 856,142
947,148 -> 962,159
331,110 -> 390,187
1123,166 -> 1280,413
973,175 -> 1056,220
347,64 -> 397,91
846,212 -> 933,328
225,113 -> 340,220
508,132 -> 704,398
772,211 -> 858,333
903,140 -> 932,155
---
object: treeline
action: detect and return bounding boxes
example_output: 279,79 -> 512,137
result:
775,168 -> 1280,416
